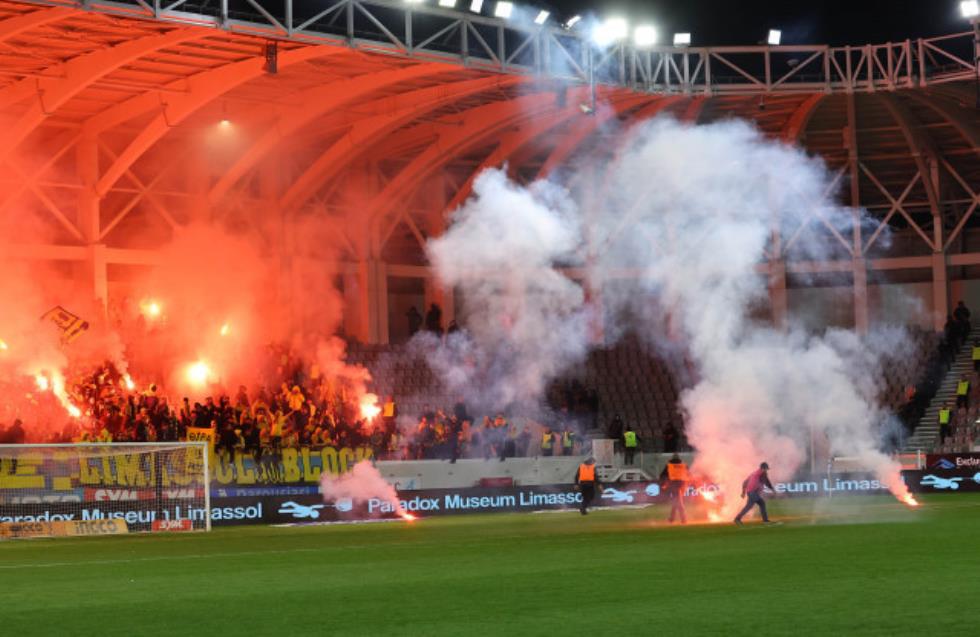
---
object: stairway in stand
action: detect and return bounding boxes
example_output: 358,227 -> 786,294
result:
903,327 -> 980,453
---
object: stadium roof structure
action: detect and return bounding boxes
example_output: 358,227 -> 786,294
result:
0,0 -> 979,338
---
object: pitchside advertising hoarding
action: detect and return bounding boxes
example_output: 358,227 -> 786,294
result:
3,469 -> 978,528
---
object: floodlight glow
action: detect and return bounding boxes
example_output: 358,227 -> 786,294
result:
534,10 -> 549,25
439,0 -> 456,6
673,32 -> 691,46
405,0 -> 424,4
768,29 -> 781,45
634,25 -> 657,47
962,0 -> 980,18
566,15 -> 581,28
593,17 -> 628,46
494,1 -> 513,18
470,0 -> 483,12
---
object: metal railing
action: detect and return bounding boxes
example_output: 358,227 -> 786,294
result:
23,0 -> 980,95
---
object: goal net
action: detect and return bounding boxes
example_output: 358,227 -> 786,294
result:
0,442 -> 211,537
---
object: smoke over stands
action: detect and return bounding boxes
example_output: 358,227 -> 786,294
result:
424,118 -> 916,510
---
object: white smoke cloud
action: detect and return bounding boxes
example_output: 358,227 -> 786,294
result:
426,116 -> 915,508
425,169 -> 591,413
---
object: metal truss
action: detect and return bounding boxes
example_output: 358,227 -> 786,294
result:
19,0 -> 980,96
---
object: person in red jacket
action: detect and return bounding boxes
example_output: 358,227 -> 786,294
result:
734,462 -> 775,525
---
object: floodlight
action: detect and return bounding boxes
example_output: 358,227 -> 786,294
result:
494,1 -> 513,18
634,24 -> 657,47
535,10 -> 549,25
962,1 -> 980,18
673,32 -> 691,46
566,15 -> 581,28
439,0 -> 456,6
593,17 -> 629,46
768,29 -> 782,45
470,0 -> 483,12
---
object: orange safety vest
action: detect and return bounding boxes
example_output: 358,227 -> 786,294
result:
667,462 -> 689,481
578,463 -> 596,482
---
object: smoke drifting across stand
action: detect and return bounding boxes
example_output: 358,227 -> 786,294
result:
427,117 -> 917,514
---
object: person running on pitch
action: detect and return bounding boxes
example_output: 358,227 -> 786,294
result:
734,461 -> 776,525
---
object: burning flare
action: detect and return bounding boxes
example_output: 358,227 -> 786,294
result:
359,393 -> 381,421
185,360 -> 211,387
219,323 -> 230,337
0,338 -> 8,351
140,299 -> 162,319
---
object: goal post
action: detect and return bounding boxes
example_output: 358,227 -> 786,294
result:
0,442 -> 211,538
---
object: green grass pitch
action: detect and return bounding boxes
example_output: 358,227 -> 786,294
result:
2,495 -> 977,636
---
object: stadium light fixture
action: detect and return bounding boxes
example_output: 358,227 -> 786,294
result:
593,17 -> 629,46
634,24 -> 658,47
470,0 -> 483,11
768,29 -> 782,45
494,1 -> 513,18
439,0 -> 456,6
566,15 -> 581,28
534,10 -> 549,25
961,1 -> 979,18
673,32 -> 691,46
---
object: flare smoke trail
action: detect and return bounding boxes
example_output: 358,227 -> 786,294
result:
428,117 -> 916,510
320,460 -> 413,520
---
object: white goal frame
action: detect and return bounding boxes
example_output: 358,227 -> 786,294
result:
0,441 -> 212,533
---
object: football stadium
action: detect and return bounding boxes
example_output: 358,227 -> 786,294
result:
1,0 -> 980,633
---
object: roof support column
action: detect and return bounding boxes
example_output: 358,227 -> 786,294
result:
845,93 -> 868,334
76,133 -> 107,311
769,259 -> 787,329
580,167 -> 604,345
853,258 -> 869,333
371,259 -> 389,345
344,262 -> 371,344
344,258 -> 389,345
931,157 -> 948,331
932,252 -> 949,331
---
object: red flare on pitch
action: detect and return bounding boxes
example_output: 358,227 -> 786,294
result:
901,493 -> 919,508
400,512 -> 417,522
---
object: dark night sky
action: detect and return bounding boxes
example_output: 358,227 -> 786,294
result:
540,0 -> 971,46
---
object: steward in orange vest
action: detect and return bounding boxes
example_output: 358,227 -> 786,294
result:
659,454 -> 689,524
575,458 -> 600,515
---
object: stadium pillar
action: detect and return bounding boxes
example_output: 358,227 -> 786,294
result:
768,260 -> 787,329
343,264 -> 370,344
931,252 -> 949,331
853,258 -> 869,334
76,133 -> 107,311
372,259 -> 390,344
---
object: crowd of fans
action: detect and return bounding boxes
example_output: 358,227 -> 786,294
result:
5,300 -> 975,455
0,339 -> 593,463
